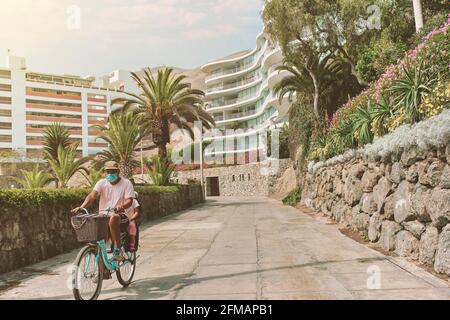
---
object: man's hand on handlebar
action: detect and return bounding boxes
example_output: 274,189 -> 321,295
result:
114,206 -> 125,213
71,207 -> 84,214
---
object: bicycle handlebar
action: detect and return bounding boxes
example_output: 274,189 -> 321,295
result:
74,207 -> 118,218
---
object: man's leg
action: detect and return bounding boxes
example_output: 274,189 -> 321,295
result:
109,213 -> 121,250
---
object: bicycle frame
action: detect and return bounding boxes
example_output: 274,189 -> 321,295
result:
75,208 -> 133,273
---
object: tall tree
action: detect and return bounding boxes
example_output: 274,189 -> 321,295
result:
111,68 -> 215,158
263,0 -> 390,88
274,55 -> 354,116
93,111 -> 148,178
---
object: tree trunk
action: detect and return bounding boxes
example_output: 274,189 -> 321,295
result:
311,75 -> 320,117
119,162 -> 133,179
305,66 -> 320,117
412,0 -> 424,32
158,143 -> 167,159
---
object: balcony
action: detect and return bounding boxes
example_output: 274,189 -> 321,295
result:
208,93 -> 258,109
205,60 -> 255,82
206,76 -> 258,93
222,109 -> 257,122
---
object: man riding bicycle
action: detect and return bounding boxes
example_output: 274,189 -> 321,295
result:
71,161 -> 135,262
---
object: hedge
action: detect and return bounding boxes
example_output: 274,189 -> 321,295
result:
0,184 -> 204,274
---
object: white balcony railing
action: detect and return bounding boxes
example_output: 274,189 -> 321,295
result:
205,60 -> 255,82
206,76 -> 258,93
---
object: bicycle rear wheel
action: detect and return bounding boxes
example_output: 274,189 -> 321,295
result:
116,251 -> 136,287
72,244 -> 103,300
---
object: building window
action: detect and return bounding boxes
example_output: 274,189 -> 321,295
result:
232,175 -> 235,182
0,109 -> 11,117
0,70 -> 11,79
0,84 -> 11,92
26,149 -> 44,159
88,105 -> 107,111
248,174 -> 250,181
26,99 -> 81,109
0,122 -> 12,130
0,97 -> 11,105
26,111 -> 81,119
26,87 -> 81,99
0,135 -> 12,142
88,93 -> 106,100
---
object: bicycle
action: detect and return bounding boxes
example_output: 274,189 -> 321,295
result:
70,208 -> 138,300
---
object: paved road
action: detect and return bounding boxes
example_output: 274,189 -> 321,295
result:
1,197 -> 449,300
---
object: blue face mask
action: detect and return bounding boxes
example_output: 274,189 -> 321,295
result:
106,174 -> 119,183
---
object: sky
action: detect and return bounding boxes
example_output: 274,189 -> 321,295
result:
0,0 -> 264,76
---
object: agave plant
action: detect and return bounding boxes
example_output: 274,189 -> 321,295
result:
351,100 -> 375,147
371,95 -> 394,137
308,132 -> 330,161
390,63 -> 438,124
93,111 -> 148,178
147,155 -> 175,186
46,144 -> 90,188
13,165 -> 53,189
328,116 -> 355,155
43,123 -> 72,162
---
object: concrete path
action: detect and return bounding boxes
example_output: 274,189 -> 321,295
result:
1,197 -> 449,300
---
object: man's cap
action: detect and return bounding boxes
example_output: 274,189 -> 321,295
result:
104,161 -> 119,170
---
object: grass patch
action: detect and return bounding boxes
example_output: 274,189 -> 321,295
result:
282,188 -> 301,207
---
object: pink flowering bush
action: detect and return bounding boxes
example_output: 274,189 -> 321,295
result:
310,17 -> 450,162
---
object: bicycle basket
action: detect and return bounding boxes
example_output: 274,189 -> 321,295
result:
71,215 -> 110,242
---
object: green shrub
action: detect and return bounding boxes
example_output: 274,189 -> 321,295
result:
0,185 -> 186,214
282,188 -> 301,207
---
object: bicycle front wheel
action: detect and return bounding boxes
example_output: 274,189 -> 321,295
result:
116,251 -> 136,287
72,244 -> 103,300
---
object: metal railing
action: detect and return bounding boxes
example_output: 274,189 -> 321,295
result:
206,76 -> 258,93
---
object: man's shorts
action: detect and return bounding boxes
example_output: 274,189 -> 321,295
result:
118,213 -> 130,233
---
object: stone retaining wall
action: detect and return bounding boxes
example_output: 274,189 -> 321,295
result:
301,145 -> 450,276
0,184 -> 204,275
175,160 -> 292,197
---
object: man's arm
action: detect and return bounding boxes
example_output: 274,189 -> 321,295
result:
116,180 -> 135,212
116,197 -> 133,212
71,190 -> 99,213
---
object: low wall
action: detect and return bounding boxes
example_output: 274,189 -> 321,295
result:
301,145 -> 450,276
0,184 -> 204,275
175,160 -> 292,197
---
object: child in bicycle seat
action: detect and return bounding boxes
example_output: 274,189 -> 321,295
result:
125,197 -> 140,252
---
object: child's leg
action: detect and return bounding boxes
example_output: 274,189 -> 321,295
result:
128,221 -> 137,250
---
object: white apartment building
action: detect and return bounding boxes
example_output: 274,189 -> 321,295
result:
201,31 -> 290,161
0,55 -> 130,159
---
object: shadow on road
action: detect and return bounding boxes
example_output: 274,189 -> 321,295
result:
36,256 -> 386,300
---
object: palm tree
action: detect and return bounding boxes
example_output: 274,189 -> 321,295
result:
274,55 -> 348,117
45,144 -> 90,188
92,111 -> 148,178
13,165 -> 53,189
111,68 -> 215,158
43,123 -> 72,162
